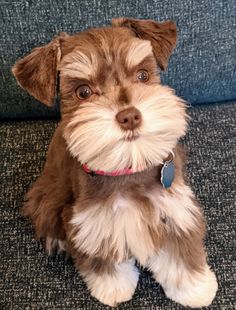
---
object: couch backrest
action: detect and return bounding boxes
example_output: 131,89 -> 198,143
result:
1,0 -> 235,119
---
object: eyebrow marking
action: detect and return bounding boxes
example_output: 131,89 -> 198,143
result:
126,39 -> 153,70
59,51 -> 98,80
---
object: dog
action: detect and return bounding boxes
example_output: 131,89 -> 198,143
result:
12,18 -> 218,307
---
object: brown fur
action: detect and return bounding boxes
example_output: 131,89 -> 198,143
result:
12,35 -> 63,106
112,18 -> 177,70
12,18 -> 214,307
22,130 -> 205,274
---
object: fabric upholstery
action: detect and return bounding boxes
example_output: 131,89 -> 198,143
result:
0,0 -> 236,119
0,102 -> 235,309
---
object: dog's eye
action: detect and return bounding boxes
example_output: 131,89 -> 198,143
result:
137,70 -> 149,82
76,85 -> 92,99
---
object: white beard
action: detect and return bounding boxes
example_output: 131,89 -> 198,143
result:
64,85 -> 187,172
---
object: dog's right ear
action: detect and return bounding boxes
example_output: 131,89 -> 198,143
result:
12,34 -> 68,106
112,18 -> 177,71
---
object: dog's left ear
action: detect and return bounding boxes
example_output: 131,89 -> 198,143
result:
112,18 -> 177,70
12,35 -> 65,106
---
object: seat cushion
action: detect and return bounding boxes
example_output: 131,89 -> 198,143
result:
1,0 -> 236,119
0,101 -> 235,308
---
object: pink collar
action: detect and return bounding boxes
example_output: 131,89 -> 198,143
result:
82,152 -> 174,178
82,163 -> 138,176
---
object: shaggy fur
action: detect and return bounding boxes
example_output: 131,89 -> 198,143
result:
12,18 -> 217,307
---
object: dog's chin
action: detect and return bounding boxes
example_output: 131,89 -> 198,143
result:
64,132 -> 180,173
123,132 -> 140,142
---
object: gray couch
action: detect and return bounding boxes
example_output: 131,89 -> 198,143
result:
0,1 -> 235,309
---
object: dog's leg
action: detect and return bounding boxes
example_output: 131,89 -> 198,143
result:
148,247 -> 217,307
147,208 -> 218,307
146,182 -> 218,307
77,257 -> 139,307
22,126 -> 73,254
45,236 -> 68,255
22,169 -> 73,254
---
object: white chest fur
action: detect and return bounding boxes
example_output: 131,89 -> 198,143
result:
70,184 -> 200,265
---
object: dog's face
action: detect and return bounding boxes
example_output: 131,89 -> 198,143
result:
13,18 -> 187,172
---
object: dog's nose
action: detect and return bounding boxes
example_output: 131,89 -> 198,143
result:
116,107 -> 142,130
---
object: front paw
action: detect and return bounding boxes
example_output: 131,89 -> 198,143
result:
82,260 -> 139,307
165,265 -> 218,308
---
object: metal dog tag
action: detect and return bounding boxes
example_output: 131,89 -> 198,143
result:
161,159 -> 175,189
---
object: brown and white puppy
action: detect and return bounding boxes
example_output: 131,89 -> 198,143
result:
12,18 -> 218,307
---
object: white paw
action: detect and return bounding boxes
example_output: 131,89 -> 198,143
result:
82,260 -> 139,307
165,265 -> 218,308
45,237 -> 67,255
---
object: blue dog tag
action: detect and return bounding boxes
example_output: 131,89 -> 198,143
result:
161,159 -> 175,189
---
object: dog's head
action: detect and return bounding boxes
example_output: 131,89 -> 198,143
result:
12,18 -> 187,173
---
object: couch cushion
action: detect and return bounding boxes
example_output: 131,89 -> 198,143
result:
0,101 -> 235,308
1,0 -> 236,119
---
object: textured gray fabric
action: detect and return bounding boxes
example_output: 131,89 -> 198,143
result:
0,102 -> 235,309
0,0 -> 236,119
